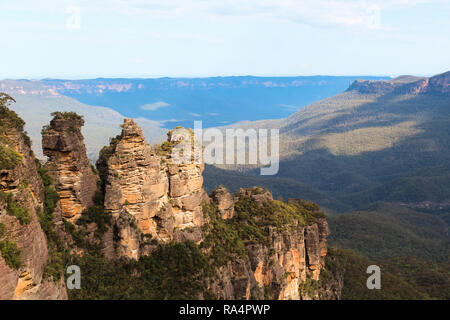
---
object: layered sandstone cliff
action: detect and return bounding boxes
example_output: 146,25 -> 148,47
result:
348,71 -> 449,95
41,112 -> 97,222
207,187 -> 330,300
0,98 -> 67,299
100,119 -> 206,259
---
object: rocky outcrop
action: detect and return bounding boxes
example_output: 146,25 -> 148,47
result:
348,71 -> 449,95
0,99 -> 67,299
208,187 -> 331,300
211,186 -> 234,219
427,71 -> 449,93
42,112 -> 97,222
1,99 -> 336,300
101,119 -> 206,259
98,120 -> 334,299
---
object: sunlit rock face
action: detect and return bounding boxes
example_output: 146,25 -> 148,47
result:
102,119 -> 206,259
42,113 -> 97,222
211,186 -> 235,219
208,187 -> 331,300
0,111 -> 67,300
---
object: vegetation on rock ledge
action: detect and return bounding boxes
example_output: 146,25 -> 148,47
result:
0,191 -> 31,225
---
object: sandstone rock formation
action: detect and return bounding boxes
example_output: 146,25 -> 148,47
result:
42,112 -> 97,222
209,187 -> 330,300
0,100 -> 67,299
1,101 -> 336,300
101,119 -> 206,259
211,186 -> 234,219
98,120 -> 333,299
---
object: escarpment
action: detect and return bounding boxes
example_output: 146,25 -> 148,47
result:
205,187 -> 331,300
0,96 -> 67,299
42,112 -> 97,222
99,119 -> 206,259
348,71 -> 449,95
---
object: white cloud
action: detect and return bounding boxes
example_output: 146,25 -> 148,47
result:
160,118 -> 185,123
3,0 -> 447,29
75,0 -> 446,28
140,101 -> 170,111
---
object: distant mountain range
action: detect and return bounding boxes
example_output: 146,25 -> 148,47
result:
1,75 -> 389,129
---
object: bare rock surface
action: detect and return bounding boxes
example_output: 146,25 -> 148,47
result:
102,119 -> 206,259
42,113 -> 97,222
0,114 -> 67,299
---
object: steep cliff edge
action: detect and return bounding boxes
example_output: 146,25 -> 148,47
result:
205,187 -> 333,300
0,94 -> 67,299
41,112 -> 97,222
347,71 -> 449,95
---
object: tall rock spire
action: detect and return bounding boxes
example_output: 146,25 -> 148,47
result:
101,119 -> 206,259
42,112 -> 97,222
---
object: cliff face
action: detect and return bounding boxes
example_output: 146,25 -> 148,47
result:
207,188 -> 330,300
348,71 -> 449,95
42,113 -> 97,222
0,98 -> 67,299
101,119 -> 206,259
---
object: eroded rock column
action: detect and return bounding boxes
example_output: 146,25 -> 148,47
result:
102,119 -> 207,259
42,112 -> 97,222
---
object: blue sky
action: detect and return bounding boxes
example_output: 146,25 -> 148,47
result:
0,0 -> 449,78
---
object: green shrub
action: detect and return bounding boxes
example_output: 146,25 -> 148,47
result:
90,164 -> 99,175
69,241 -> 212,300
37,167 -> 52,187
7,201 -> 31,225
23,132 -> 32,147
0,144 -> 22,170
0,222 -> 5,237
299,277 -> 321,298
36,165 -> 59,244
0,240 -> 22,269
0,191 -> 31,225
0,93 -> 24,130
36,163 -> 69,281
50,111 -> 83,121
43,249 -> 66,281
76,205 -> 111,238
201,202 -> 247,266
96,135 -> 121,191
200,192 -> 326,267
